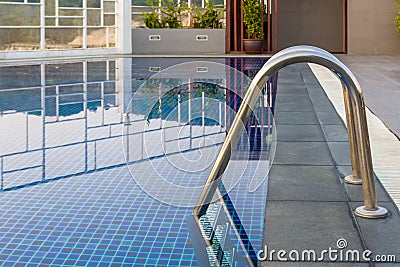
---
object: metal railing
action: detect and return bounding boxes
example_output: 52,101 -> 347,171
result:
193,45 -> 388,219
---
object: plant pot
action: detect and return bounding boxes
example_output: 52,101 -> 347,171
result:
132,29 -> 226,54
243,39 -> 263,53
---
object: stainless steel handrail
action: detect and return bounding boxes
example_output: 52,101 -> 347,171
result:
193,45 -> 388,219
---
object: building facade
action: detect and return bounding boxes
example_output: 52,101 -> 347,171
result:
0,0 -> 399,59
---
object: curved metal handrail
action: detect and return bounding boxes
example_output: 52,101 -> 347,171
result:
193,45 -> 388,219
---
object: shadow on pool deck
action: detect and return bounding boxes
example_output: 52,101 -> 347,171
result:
261,63 -> 400,266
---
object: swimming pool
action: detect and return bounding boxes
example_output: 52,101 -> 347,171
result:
0,57 -> 275,266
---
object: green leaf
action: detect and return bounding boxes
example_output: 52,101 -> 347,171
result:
242,0 -> 264,39
396,0 -> 400,33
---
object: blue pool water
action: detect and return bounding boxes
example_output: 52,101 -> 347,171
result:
0,57 -> 275,266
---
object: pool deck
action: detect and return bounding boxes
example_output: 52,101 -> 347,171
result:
261,62 -> 400,266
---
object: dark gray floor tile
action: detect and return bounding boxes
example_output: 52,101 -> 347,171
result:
350,201 -> 400,263
273,142 -> 333,165
267,165 -> 345,201
274,111 -> 319,125
278,73 -> 303,80
336,166 -> 394,203
316,112 -> 345,125
276,86 -> 309,95
344,183 -> 394,204
275,124 -> 325,142
312,102 -> 337,114
302,78 -> 323,88
263,201 -> 364,252
336,165 -> 355,180
309,95 -> 337,113
301,77 -> 324,89
279,65 -> 301,73
303,85 -> 327,95
306,87 -> 330,97
277,80 -> 307,86
275,95 -> 314,112
322,125 -> 349,142
327,142 -> 351,166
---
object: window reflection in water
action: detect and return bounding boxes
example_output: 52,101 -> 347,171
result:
0,57 -> 276,266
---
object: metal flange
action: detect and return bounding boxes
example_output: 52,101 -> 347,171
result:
355,206 -> 388,219
344,175 -> 362,185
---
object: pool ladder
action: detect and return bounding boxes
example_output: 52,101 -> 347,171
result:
193,45 -> 388,219
188,184 -> 258,267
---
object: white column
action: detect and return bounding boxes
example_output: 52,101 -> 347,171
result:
117,58 -> 133,113
83,0 -> 87,49
116,0 -> 132,54
40,0 -> 45,50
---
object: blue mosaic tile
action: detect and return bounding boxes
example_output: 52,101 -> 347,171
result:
0,57 -> 273,266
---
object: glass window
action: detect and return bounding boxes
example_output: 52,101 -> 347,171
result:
0,0 -> 117,52
87,0 -> 100,8
87,9 -> 101,26
45,28 -> 84,49
104,1 -> 115,13
59,0 -> 82,7
0,4 -> 40,26
87,28 -> 107,48
0,29 -> 41,51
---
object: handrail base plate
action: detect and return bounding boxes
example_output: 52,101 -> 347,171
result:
355,206 -> 388,219
345,175 -> 363,185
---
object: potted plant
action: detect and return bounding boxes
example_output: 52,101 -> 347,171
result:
396,0 -> 400,33
160,0 -> 189,28
141,0 -> 188,28
193,0 -> 225,29
242,0 -> 264,52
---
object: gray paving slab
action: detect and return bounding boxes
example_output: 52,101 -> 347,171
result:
278,72 -> 303,80
276,85 -> 309,94
309,94 -> 339,113
301,78 -> 324,89
274,111 -> 319,125
300,66 -> 327,88
327,142 -> 351,166
321,125 -> 349,142
273,142 -> 333,165
267,165 -> 345,201
275,124 -> 325,142
277,81 -> 308,88
277,81 -> 308,87
262,201 -> 364,252
336,165 -> 395,203
275,94 -> 314,112
350,201 -> 400,263
316,111 -> 346,125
